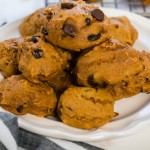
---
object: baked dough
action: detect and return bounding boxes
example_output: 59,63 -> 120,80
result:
58,86 -> 115,129
42,0 -> 110,51
0,75 -> 57,117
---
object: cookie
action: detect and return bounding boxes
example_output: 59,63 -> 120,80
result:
0,75 -> 57,117
42,0 -> 110,51
19,8 -> 45,36
0,38 -> 22,78
57,86 -> 115,129
76,39 -> 140,86
108,51 -> 150,99
110,16 -> 138,45
18,35 -> 71,84
76,39 -> 150,99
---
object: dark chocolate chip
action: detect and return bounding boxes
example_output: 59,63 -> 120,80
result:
63,23 -> 76,37
30,36 -> 39,43
115,24 -> 119,28
47,12 -> 53,20
146,78 -> 150,82
88,74 -> 100,88
85,18 -> 91,26
100,82 -> 108,88
61,3 -> 75,9
88,74 -> 107,88
41,27 -> 48,35
91,9 -> 104,21
88,33 -> 100,41
32,49 -> 43,59
17,105 -> 23,113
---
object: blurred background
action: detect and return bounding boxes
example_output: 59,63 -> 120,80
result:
0,0 -> 150,27
47,0 -> 150,18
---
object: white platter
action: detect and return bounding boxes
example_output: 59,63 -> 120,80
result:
0,7 -> 150,142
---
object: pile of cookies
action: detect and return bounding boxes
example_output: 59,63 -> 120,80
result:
0,0 -> 150,130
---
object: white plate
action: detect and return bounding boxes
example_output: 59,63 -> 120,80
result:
0,8 -> 150,142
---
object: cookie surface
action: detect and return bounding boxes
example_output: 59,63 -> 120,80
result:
18,35 -> 71,84
110,16 -> 138,45
58,87 -> 115,129
19,8 -> 45,36
0,38 -> 22,77
0,75 -> 57,117
43,1 -> 110,51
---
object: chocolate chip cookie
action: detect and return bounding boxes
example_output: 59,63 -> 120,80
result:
0,75 -> 57,117
58,86 -> 115,129
110,16 -> 138,45
76,39 -> 140,86
20,8 -> 45,36
0,38 -> 22,78
42,0 -> 110,51
18,35 -> 71,85
76,39 -> 150,99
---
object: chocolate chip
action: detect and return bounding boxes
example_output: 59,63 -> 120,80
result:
30,36 -> 39,43
88,74 -> 99,88
17,105 -> 23,113
88,74 -> 107,88
85,18 -> 91,26
88,33 -> 100,41
61,3 -> 75,9
115,24 -> 119,28
91,9 -> 104,21
41,27 -> 48,35
32,49 -> 43,59
146,78 -> 150,82
63,23 -> 75,37
47,12 -> 53,20
100,82 -> 108,88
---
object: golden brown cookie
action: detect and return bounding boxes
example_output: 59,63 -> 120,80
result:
76,39 -> 140,86
0,38 -> 22,78
76,39 -> 150,99
42,0 -> 110,51
18,35 -> 71,85
19,8 -> 45,36
0,75 -> 57,117
110,16 -> 138,45
58,86 -> 115,129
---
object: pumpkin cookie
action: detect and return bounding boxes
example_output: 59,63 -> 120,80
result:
58,86 -> 115,129
110,16 -> 138,45
76,39 -> 150,99
18,35 -> 71,85
0,38 -> 22,77
0,75 -> 57,117
19,8 -> 46,36
42,0 -> 110,51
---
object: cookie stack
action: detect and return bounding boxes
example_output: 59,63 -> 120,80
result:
0,0 -> 149,130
